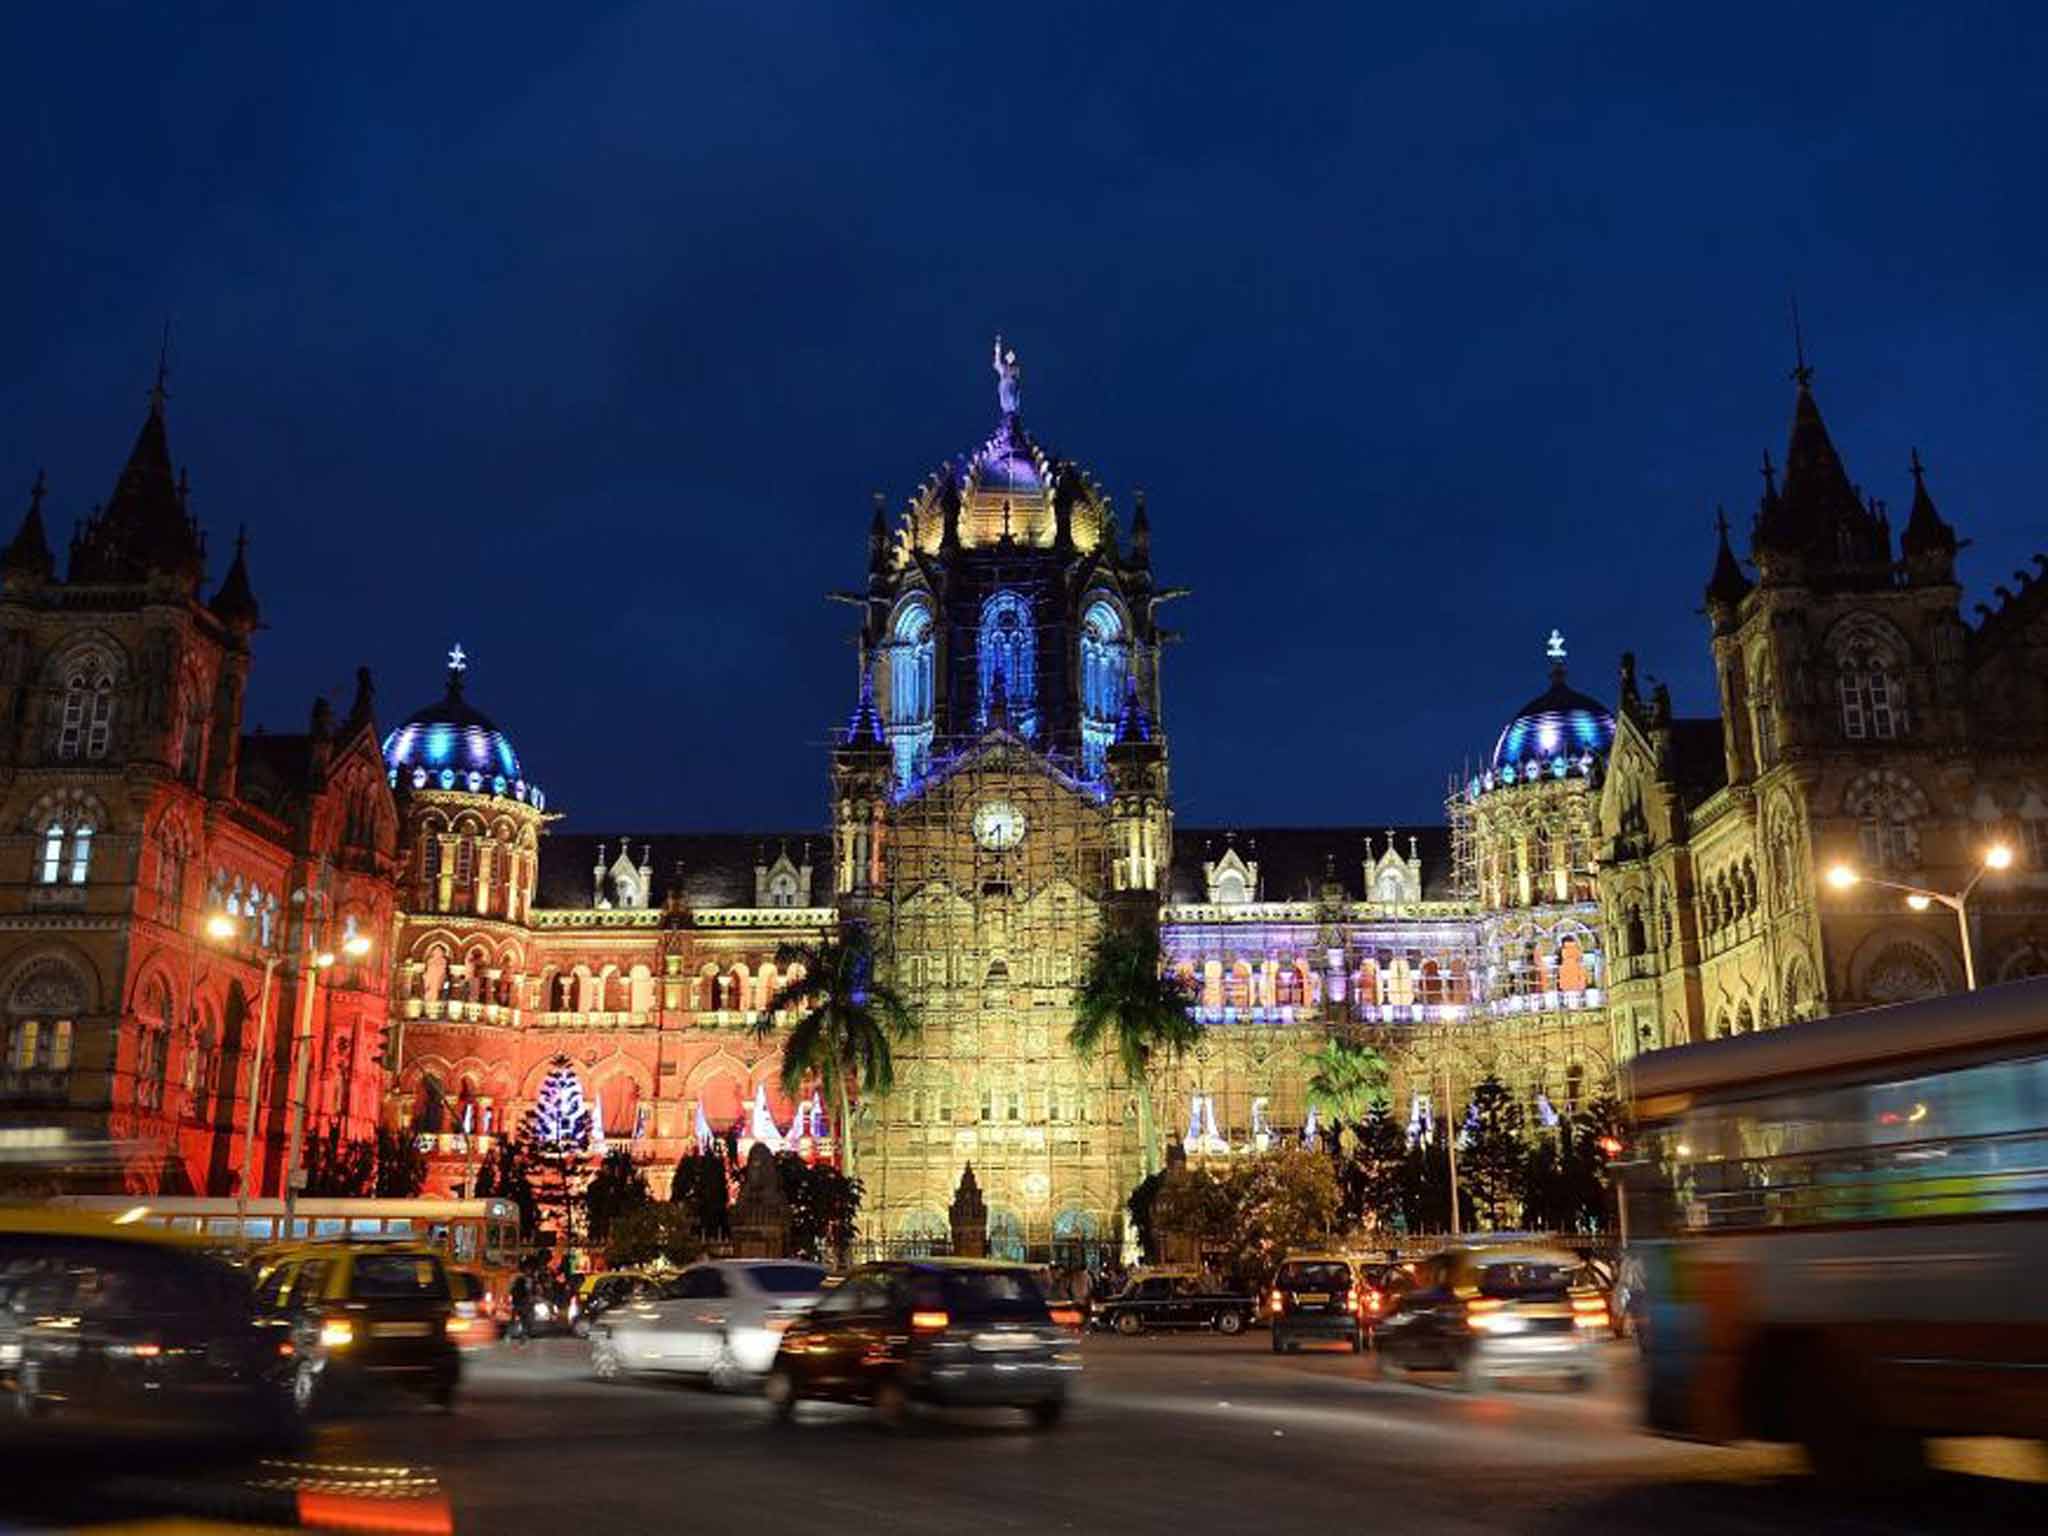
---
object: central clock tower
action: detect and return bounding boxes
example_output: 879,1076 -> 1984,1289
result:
829,341 -> 1175,1260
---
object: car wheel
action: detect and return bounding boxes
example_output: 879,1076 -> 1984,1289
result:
1114,1311 -> 1143,1337
763,1367 -> 798,1425
1030,1397 -> 1065,1430
871,1376 -> 909,1431
590,1334 -> 622,1382
707,1339 -> 744,1394
1216,1310 -> 1244,1337
291,1360 -> 322,1419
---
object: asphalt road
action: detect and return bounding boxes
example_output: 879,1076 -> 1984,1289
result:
301,1333 -> 2048,1534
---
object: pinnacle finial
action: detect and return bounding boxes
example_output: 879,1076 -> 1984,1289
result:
29,470 -> 46,513
1910,447 -> 1926,484
1761,450 -> 1778,495
149,320 -> 172,416
1789,294 -> 1813,388
1545,628 -> 1567,664
446,641 -> 468,692
992,334 -> 1021,416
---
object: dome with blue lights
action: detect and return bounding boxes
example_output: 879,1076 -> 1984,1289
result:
1471,635 -> 1614,796
382,646 -> 545,809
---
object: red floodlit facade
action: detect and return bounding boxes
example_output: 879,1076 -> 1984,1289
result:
0,379 -> 400,1196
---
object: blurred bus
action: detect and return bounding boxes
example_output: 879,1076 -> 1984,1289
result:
48,1195 -> 523,1311
1617,977 -> 2048,1478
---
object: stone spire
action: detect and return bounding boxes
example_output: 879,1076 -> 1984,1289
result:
1899,448 -> 1961,583
68,344 -> 207,589
209,526 -> 260,631
1705,505 -> 1753,621
2,471 -> 54,586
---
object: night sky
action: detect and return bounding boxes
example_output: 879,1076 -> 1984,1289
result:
6,4 -> 2045,835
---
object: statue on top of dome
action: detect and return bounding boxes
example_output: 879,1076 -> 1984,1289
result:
993,335 -> 1021,416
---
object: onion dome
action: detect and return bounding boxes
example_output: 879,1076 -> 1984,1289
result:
1471,633 -> 1614,796
381,644 -> 544,808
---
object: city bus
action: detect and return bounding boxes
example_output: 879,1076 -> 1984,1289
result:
48,1195 -> 525,1308
1617,977 -> 2048,1479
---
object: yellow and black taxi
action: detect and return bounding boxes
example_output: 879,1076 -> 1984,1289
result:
764,1258 -> 1078,1428
251,1240 -> 462,1417
568,1267 -> 660,1337
0,1205 -> 294,1444
1369,1243 -> 1605,1390
1267,1253 -> 1379,1353
1091,1267 -> 1255,1336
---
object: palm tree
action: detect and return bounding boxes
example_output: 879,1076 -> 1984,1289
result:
1069,923 -> 1200,1179
1304,1035 -> 1391,1133
754,927 -> 916,1182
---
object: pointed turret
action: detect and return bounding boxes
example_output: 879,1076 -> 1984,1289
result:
844,665 -> 883,747
209,526 -> 260,631
1753,358 -> 1889,581
2,471 -> 54,587
1705,506 -> 1752,624
1130,489 -> 1151,568
1899,448 -> 1961,583
867,493 -> 889,577
68,354 -> 207,589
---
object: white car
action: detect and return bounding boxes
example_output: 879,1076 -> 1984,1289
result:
590,1260 -> 827,1389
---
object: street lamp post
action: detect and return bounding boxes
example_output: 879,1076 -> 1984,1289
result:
1825,843 -> 2014,993
206,871 -> 373,1235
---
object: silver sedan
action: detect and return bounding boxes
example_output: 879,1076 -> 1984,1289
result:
591,1260 -> 827,1389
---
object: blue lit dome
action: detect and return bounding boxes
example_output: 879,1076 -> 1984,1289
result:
1479,659 -> 1614,794
382,648 -> 544,808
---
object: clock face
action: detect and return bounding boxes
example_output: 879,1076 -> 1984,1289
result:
972,800 -> 1027,850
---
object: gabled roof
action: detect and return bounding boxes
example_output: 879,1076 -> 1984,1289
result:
1167,825 -> 1456,904
537,831 -> 824,911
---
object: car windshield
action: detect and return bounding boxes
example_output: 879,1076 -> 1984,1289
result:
935,1269 -> 1051,1323
747,1263 -> 826,1295
1277,1262 -> 1350,1290
1475,1260 -> 1574,1300
352,1254 -> 448,1300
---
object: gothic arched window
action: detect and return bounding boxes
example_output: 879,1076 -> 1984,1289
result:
977,590 -> 1036,737
57,657 -> 115,762
885,599 -> 936,785
1078,597 -> 1127,777
1845,771 -> 1929,872
1830,618 -> 1909,741
6,959 -> 83,1076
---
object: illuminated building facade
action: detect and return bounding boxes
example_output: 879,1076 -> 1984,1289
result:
1599,364 -> 2048,1048
0,376 -> 399,1195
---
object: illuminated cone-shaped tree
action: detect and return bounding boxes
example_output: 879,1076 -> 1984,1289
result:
523,1056 -> 592,1160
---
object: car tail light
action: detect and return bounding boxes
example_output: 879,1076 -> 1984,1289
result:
318,1317 -> 355,1349
1466,1298 -> 1504,1332
1048,1304 -> 1083,1330
1268,1289 -> 1283,1312
445,1317 -> 470,1336
910,1310 -> 950,1332
1572,1296 -> 1608,1329
111,1340 -> 163,1359
278,1341 -> 296,1358
1363,1289 -> 1384,1314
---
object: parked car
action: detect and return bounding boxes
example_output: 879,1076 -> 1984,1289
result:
251,1242 -> 462,1417
1370,1243 -> 1604,1391
0,1207 -> 294,1447
569,1269 -> 661,1338
591,1260 -> 826,1388
1268,1255 -> 1374,1353
765,1259 -> 1077,1428
1093,1271 -> 1255,1336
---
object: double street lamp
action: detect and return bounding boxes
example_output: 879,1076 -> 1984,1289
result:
205,875 -> 372,1234
1825,842 -> 2014,992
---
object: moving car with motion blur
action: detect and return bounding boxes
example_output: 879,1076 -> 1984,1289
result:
765,1259 -> 1077,1427
1268,1254 -> 1379,1353
1370,1243 -> 1604,1390
1092,1269 -> 1255,1336
251,1241 -> 462,1417
0,1207 -> 295,1446
569,1268 -> 660,1338
448,1267 -> 501,1348
591,1259 -> 826,1388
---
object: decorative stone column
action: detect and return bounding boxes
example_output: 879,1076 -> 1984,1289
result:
729,1143 -> 790,1258
949,1162 -> 988,1258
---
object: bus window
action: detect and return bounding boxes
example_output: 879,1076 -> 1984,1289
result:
487,1219 -> 518,1265
349,1218 -> 383,1236
452,1223 -> 479,1263
171,1217 -> 202,1234
385,1218 -> 414,1236
287,1218 -> 311,1239
205,1217 -> 241,1235
243,1218 -> 274,1242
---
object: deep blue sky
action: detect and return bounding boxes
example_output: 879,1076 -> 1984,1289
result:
6,4 -> 2045,833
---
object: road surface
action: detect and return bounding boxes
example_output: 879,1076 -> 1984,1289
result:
304,1333 -> 2046,1533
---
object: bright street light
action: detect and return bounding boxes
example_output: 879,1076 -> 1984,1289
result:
314,951 -> 337,969
342,933 -> 373,959
205,910 -> 238,941
1822,844 -> 2015,991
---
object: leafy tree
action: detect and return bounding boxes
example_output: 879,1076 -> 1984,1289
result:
373,1127 -> 427,1198
671,1151 -> 730,1239
1069,923 -> 1199,1179
755,927 -> 917,1182
773,1152 -> 862,1263
475,1137 -> 539,1234
1555,1094 -> 1626,1232
1344,1103 -> 1409,1232
1460,1075 -> 1526,1229
1216,1146 -> 1341,1288
1305,1036 -> 1391,1136
1125,1169 -> 1166,1263
301,1123 -> 375,1197
1149,1164 -> 1234,1262
584,1146 -> 653,1248
606,1204 -> 705,1271
1401,1123 -> 1469,1234
1520,1130 -> 1565,1232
